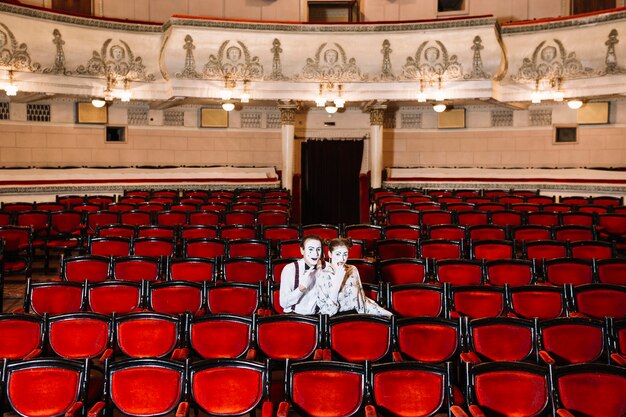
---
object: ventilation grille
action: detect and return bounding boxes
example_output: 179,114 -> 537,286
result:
241,111 -> 262,128
491,110 -> 514,127
0,102 -> 9,120
128,108 -> 149,126
164,110 -> 184,126
401,113 -> 422,129
26,104 -> 50,122
529,109 -> 552,127
266,112 -> 281,129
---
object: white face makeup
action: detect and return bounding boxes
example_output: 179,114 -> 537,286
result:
329,245 -> 349,272
300,238 -> 322,267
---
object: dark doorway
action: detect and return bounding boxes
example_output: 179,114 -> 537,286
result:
572,0 -> 616,14
52,0 -> 92,16
301,139 -> 363,225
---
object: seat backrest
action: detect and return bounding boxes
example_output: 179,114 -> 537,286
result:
435,259 -> 484,286
206,282 -> 261,316
0,313 -> 44,359
106,358 -> 186,417
467,362 -> 551,417
595,258 -> 626,285
133,237 -> 176,258
47,312 -> 112,359
26,280 -> 85,315
189,314 -> 253,359
227,239 -> 270,259
61,255 -> 110,283
544,258 -> 593,286
570,240 -> 616,260
427,224 -> 466,240
450,285 -> 506,319
471,239 -> 515,261
4,358 -> 88,417
286,361 -> 366,417
485,259 -> 535,286
168,257 -> 216,282
513,225 -> 553,243
553,225 -> 596,242
112,255 -> 161,281
220,225 -> 258,240
95,224 -> 136,238
383,224 -> 421,240
87,281 -> 143,314
348,258 -> 377,284
552,363 -> 626,417
89,236 -> 132,257
180,224 -> 219,240
327,314 -> 393,362
369,362 -> 451,417
419,239 -> 463,261
467,224 -> 506,241
301,223 -> 340,239
387,283 -> 448,318
189,358 -> 269,416
148,281 -> 205,315
467,317 -> 536,362
256,209 -> 289,226
256,314 -> 323,360
386,209 -> 420,225
379,258 -> 427,285
183,237 -> 226,258
188,210 -> 221,226
222,257 -> 268,283
508,285 -> 568,319
538,317 -> 607,365
571,283 -> 626,319
395,316 -> 462,363
457,211 -> 489,227
114,312 -> 183,358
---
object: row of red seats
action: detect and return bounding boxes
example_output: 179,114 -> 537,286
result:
3,311 -> 626,366
1,321 -> 625,416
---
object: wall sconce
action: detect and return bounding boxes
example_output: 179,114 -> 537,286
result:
91,98 -> 106,108
240,80 -> 250,103
416,79 -> 427,103
434,77 -> 445,102
551,77 -> 564,102
119,79 -> 131,103
316,82 -> 346,109
567,99 -> 584,110
4,69 -> 17,96
531,80 -> 541,104
433,103 -> 447,113
325,103 -> 338,114
221,76 -> 236,101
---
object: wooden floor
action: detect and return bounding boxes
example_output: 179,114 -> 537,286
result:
2,258 -> 58,313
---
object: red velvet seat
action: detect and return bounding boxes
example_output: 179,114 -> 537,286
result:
387,283 -> 449,318
595,258 -> 626,285
524,240 -> 569,271
89,236 -> 132,257
379,258 -> 427,285
220,224 -> 258,240
261,225 -> 300,253
188,314 -> 254,359
3,357 -> 90,417
544,258 -> 594,286
561,196 -> 590,206
136,225 -> 177,239
111,312 -> 186,359
591,196 -> 623,207
484,259 -> 536,286
107,202 -> 136,213
512,225 -> 553,244
256,210 -> 289,226
0,313 -> 44,360
508,285 -> 569,319
84,211 -> 120,235
449,285 -> 507,319
47,312 -> 111,360
470,239 -> 515,261
183,237 -> 226,259
552,363 -> 626,417
168,257 -> 216,282
348,258 -> 377,284
537,317 -> 608,365
57,195 -> 86,209
462,317 -> 537,363
0,225 -> 33,279
224,210 -> 256,226
180,224 -> 219,240
133,237 -> 176,258
326,314 -> 393,362
279,361 -> 368,417
155,210 -> 189,227
301,223 -> 340,240
570,240 -> 616,260
420,210 -> 455,227
489,209 -> 524,227
88,358 -> 187,417
376,239 -> 418,261
227,238 -> 270,259
344,223 -> 383,255
553,225 -> 596,242
120,209 -> 153,226
24,279 -> 85,315
112,256 -> 161,281
369,361 -> 454,417
393,316 -> 462,363
16,210 -> 49,255
189,359 -> 273,417
61,255 -> 110,283
222,257 -> 268,283
386,209 -> 420,225
434,259 -> 484,286
86,281 -> 143,314
188,210 -> 221,226
462,361 -> 551,417
94,224 -> 136,238
256,314 -> 323,360
419,239 -> 463,260
457,211 -> 490,227
526,211 -> 560,226
206,282 -> 263,316
427,224 -> 466,240
383,224 -> 421,240
148,281 -> 205,315
467,224 -> 507,241
277,238 -> 303,258
561,211 -> 594,226
610,318 -> 626,366
570,283 -> 626,319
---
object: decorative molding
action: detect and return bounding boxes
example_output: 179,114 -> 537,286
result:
465,36 -> 490,80
491,109 -> 513,127
241,111 -> 262,128
175,35 -> 202,79
266,111 -> 281,129
76,39 -> 155,81
529,109 -> 552,126
42,29 -> 70,75
0,22 -> 41,71
502,9 -> 626,34
370,107 -> 386,125
602,29 -> 626,75
164,110 -> 184,126
128,107 -> 149,125
400,113 -> 422,129
203,40 -> 263,81
512,39 -> 593,82
279,106 -> 296,125
374,39 -> 395,81
400,40 -> 463,82
265,38 -> 289,81
295,42 -> 367,82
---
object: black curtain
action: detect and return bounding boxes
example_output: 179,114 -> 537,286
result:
301,139 -> 364,225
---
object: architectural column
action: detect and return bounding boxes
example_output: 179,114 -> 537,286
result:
369,105 -> 386,189
279,103 -> 297,192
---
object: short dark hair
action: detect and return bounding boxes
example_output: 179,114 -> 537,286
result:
301,234 -> 323,249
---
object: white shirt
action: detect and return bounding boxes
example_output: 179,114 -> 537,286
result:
279,259 -> 319,314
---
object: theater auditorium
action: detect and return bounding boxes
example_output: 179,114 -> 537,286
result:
0,0 -> 625,415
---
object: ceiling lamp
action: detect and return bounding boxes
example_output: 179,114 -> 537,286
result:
91,98 -> 106,108
240,81 -> 250,103
567,99 -> 584,110
222,102 -> 235,111
5,70 -> 17,96
221,76 -> 236,101
119,79 -> 131,102
325,103 -> 338,114
433,103 -> 447,113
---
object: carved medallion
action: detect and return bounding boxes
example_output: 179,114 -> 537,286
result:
76,39 -> 155,81
512,39 -> 593,82
203,40 -> 263,80
296,42 -> 367,82
400,40 -> 463,82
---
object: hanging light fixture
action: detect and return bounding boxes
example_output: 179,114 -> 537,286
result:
334,84 -> 345,108
531,80 -> 541,104
567,99 -> 584,110
325,102 -> 338,114
4,69 -> 17,96
222,101 -> 235,111
434,77 -> 445,102
221,75 -> 236,101
433,103 -> 447,113
240,80 -> 250,103
119,79 -> 131,103
416,79 -> 427,103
